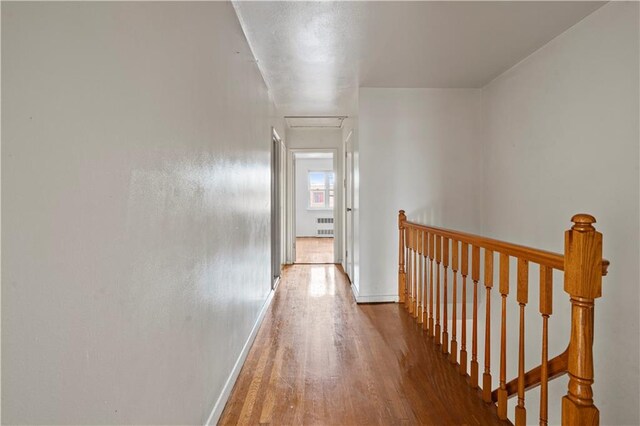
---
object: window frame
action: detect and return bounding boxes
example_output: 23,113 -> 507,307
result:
307,170 -> 335,211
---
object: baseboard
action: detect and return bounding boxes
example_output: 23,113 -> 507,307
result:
350,282 -> 360,302
350,283 -> 398,303
355,294 -> 399,303
204,287 -> 276,426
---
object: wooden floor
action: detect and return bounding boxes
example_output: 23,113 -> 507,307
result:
219,264 -> 508,425
295,237 -> 334,264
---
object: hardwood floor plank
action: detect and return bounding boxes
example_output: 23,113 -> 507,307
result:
295,237 -> 334,264
219,264 -> 509,425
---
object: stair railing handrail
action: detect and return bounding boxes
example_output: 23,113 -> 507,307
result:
397,210 -> 609,425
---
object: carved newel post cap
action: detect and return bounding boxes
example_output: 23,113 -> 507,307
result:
571,214 -> 596,231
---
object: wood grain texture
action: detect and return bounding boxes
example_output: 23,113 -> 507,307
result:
497,253 -> 509,420
483,249 -> 494,402
398,213 -> 609,426
540,266 -> 553,425
442,237 -> 449,355
398,213 -> 406,304
562,215 -> 601,425
470,245 -> 480,389
435,235 -> 442,345
219,264 -> 509,425
450,239 -> 459,364
400,220 -> 609,275
423,238 -> 429,331
429,232 -> 435,335
295,237 -> 334,264
493,349 -> 568,400
460,242 -> 469,377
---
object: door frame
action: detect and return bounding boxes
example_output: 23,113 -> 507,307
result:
343,130 -> 354,280
286,148 -> 341,264
271,128 -> 285,289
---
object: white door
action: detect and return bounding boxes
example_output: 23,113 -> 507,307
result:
344,132 -> 354,280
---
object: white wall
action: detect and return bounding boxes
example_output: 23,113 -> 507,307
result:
357,88 -> 483,302
480,2 -> 639,424
2,3 -> 278,424
295,158 -> 334,237
356,5 -> 639,419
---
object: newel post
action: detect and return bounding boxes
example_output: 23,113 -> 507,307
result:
398,210 -> 407,304
562,214 -> 602,425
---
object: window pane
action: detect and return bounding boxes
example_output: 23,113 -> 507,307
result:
328,173 -> 335,189
309,172 -> 326,190
329,190 -> 334,208
310,190 -> 325,208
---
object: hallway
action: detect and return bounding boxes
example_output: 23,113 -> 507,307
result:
219,264 -> 507,425
3,2 -> 638,424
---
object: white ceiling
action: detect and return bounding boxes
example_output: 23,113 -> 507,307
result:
233,1 -> 605,117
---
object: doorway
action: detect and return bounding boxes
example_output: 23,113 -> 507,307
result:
271,129 -> 284,288
293,151 -> 335,264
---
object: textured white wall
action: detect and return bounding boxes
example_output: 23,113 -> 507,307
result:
357,88 -> 483,301
295,158 -> 334,237
480,2 -> 639,424
2,3 -> 277,424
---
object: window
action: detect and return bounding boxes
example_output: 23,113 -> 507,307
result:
308,171 -> 334,209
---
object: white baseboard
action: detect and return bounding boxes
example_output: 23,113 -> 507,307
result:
350,282 -> 360,302
350,283 -> 398,303
204,287 -> 276,426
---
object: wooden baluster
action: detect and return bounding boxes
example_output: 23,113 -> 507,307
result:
516,258 -> 529,426
442,237 -> 449,354
409,228 -> 416,314
470,246 -> 480,388
562,214 -> 602,425
435,235 -> 442,345
416,231 -> 423,322
422,232 -> 429,330
450,240 -> 459,364
497,253 -> 509,420
540,265 -> 553,426
404,228 -> 413,311
405,231 -> 410,308
482,249 -> 494,402
429,232 -> 435,335
410,228 -> 416,315
405,229 -> 411,311
459,242 -> 469,376
398,211 -> 407,304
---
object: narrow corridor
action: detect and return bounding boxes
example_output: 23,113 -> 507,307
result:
219,265 -> 507,425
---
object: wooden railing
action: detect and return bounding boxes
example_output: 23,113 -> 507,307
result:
397,210 -> 610,425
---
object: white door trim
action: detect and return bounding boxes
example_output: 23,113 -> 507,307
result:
343,130 -> 354,279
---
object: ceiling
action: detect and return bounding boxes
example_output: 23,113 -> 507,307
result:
233,1 -> 605,117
